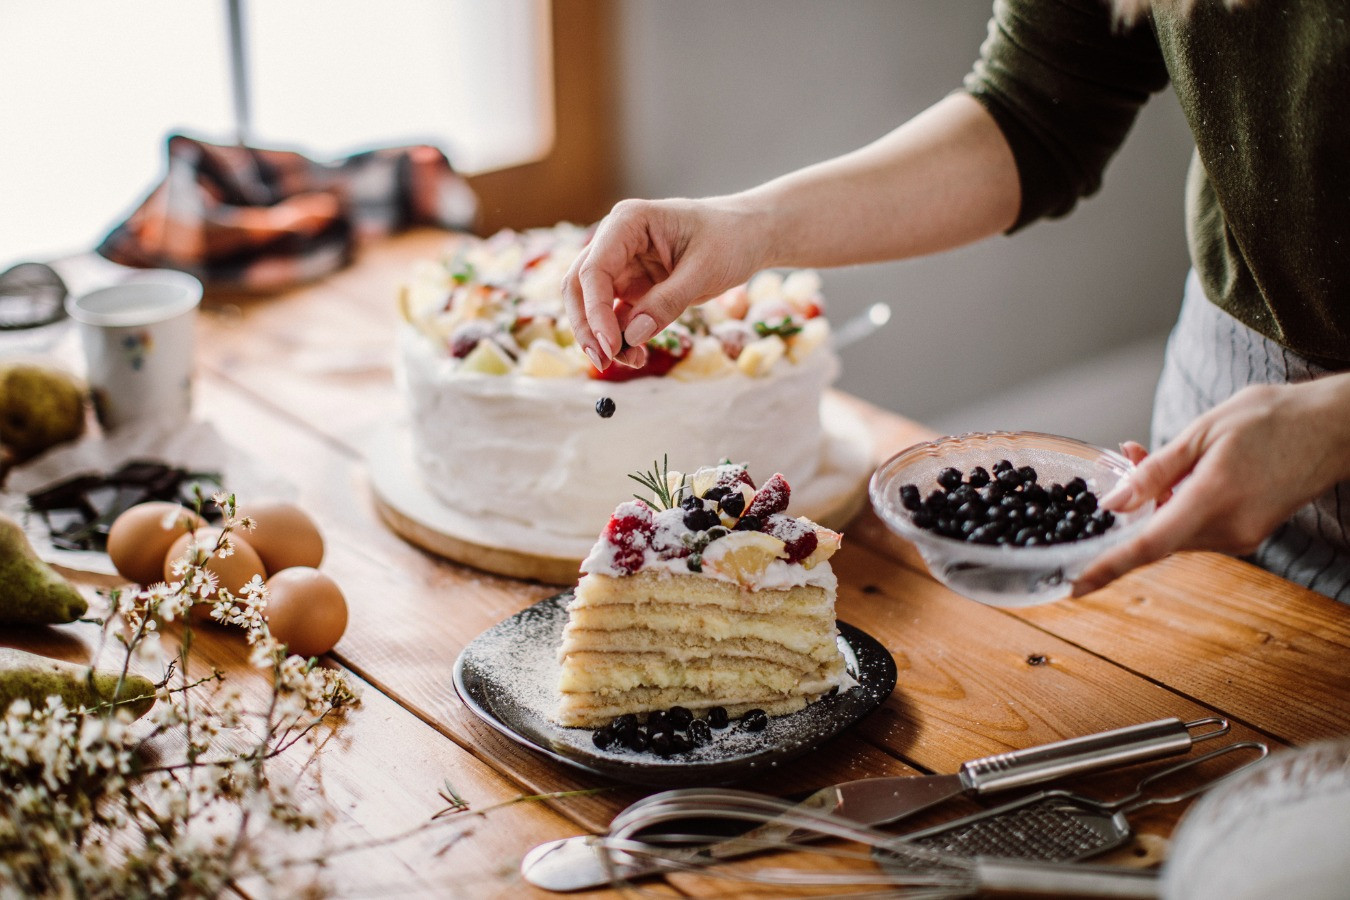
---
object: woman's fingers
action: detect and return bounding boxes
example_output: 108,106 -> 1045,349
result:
1102,432 -> 1199,512
1071,490 -> 1197,596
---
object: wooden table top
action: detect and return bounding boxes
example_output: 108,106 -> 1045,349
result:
18,229 -> 1350,897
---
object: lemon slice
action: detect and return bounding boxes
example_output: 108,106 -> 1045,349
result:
702,531 -> 788,584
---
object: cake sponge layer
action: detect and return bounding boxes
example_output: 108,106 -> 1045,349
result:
555,570 -> 852,728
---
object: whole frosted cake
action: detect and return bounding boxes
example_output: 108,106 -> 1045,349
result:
555,461 -> 853,729
397,224 -> 844,562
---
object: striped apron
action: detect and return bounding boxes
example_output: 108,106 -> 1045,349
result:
1151,270 -> 1350,603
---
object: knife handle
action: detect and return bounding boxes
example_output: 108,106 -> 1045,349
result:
960,716 -> 1228,794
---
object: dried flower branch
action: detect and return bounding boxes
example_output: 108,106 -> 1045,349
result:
0,492 -> 361,898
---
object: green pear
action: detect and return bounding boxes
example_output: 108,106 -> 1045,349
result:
0,362 -> 86,460
0,513 -> 87,624
0,647 -> 156,719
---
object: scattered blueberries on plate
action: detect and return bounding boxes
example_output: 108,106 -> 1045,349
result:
589,705 -> 774,757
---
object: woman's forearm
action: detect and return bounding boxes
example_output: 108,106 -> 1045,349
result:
732,92 -> 1022,270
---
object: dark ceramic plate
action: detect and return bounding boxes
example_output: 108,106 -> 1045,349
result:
452,590 -> 897,787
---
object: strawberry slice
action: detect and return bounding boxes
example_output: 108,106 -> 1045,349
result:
589,346 -> 681,381
744,473 -> 790,519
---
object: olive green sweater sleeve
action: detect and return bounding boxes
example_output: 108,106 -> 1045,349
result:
963,0 -> 1170,230
964,0 -> 1350,367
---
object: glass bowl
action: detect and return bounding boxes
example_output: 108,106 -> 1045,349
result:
868,431 -> 1154,607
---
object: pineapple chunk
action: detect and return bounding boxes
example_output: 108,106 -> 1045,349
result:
670,336 -> 737,381
736,335 -> 786,377
787,317 -> 830,363
782,269 -> 822,304
458,339 -> 513,375
512,318 -> 557,349
747,270 -> 785,305
518,339 -> 585,377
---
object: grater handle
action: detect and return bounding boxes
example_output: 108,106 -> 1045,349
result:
974,858 -> 1160,898
961,717 -> 1228,795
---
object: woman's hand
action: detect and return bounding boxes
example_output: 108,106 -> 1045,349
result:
561,197 -> 767,370
1073,372 -> 1350,596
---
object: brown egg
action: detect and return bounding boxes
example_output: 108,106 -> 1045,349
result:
107,502 -> 203,585
163,527 -> 267,599
241,502 -> 324,573
263,567 -> 347,658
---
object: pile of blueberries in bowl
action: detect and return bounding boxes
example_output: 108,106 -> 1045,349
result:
869,431 -> 1154,607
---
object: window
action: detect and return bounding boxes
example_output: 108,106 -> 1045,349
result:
0,0 -> 553,264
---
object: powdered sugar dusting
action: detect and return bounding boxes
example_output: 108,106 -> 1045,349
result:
455,593 -> 895,785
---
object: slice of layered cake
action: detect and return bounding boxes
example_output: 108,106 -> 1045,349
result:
555,461 -> 853,729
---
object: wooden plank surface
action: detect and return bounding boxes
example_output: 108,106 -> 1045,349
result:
15,230 -> 1350,896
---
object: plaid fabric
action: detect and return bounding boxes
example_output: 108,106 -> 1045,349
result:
97,134 -> 478,292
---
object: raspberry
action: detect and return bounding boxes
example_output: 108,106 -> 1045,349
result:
603,501 -> 654,549
764,513 -> 817,563
448,321 -> 496,358
744,473 -> 790,519
611,546 -> 644,574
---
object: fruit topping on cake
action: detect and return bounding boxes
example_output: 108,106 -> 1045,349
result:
399,224 -> 831,380
556,458 -> 852,731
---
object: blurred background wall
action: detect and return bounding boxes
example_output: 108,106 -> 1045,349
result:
609,1 -> 1195,449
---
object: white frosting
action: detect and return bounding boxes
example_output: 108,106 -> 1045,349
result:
399,324 -> 840,546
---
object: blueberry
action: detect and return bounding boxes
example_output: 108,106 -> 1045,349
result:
688,719 -> 712,745
1017,466 -> 1038,484
683,507 -> 722,531
912,510 -> 936,529
719,491 -> 746,518
741,709 -> 769,732
592,728 -> 616,750
937,467 -> 963,490
650,732 -> 673,756
956,500 -> 984,521
968,466 -> 991,488
680,495 -> 703,511
971,524 -> 999,544
1096,510 -> 1116,528
899,484 -> 922,511
611,714 -> 638,736
996,467 -> 1021,488
708,707 -> 730,728
1075,492 -> 1099,513
703,485 -> 729,503
646,710 -> 669,733
733,514 -> 762,532
925,490 -> 948,510
993,459 -> 1014,474
1065,477 -> 1088,497
667,706 -> 693,729
626,729 -> 650,752
595,397 -> 616,418
669,734 -> 693,754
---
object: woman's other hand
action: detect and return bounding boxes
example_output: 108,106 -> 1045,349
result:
561,197 -> 766,370
1073,372 -> 1350,596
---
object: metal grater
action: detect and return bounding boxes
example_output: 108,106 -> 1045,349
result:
908,795 -> 1125,860
878,741 -> 1267,868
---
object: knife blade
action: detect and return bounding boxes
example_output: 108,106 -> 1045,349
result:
521,715 -> 1227,892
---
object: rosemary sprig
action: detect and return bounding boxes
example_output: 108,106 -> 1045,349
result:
628,455 -> 686,510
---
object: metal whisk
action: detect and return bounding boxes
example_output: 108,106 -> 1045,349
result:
600,789 -> 1161,898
